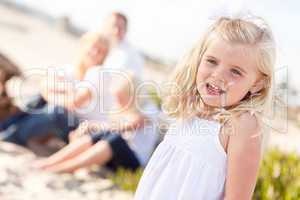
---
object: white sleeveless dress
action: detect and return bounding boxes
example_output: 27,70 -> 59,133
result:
134,116 -> 227,200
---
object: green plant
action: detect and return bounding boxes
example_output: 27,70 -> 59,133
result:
109,168 -> 144,192
147,87 -> 162,108
109,149 -> 300,199
253,148 -> 300,200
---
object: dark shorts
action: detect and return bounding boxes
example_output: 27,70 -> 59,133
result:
90,131 -> 141,171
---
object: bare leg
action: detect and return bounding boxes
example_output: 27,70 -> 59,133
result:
45,140 -> 113,173
33,135 -> 93,169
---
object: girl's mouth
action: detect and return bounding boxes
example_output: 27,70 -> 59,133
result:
205,83 -> 225,96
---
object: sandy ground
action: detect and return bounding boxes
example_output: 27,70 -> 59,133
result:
0,142 -> 133,200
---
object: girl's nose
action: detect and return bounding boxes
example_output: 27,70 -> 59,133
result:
211,67 -> 226,82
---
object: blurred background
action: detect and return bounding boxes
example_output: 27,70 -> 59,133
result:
0,0 -> 299,199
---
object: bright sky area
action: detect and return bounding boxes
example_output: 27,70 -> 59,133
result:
13,0 -> 300,89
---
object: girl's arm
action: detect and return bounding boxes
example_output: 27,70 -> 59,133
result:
224,112 -> 262,200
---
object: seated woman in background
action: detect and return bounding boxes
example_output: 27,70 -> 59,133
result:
34,74 -> 159,172
24,33 -> 110,144
30,32 -> 109,110
0,33 -> 110,147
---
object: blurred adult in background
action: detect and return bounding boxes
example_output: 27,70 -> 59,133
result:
0,53 -> 22,123
32,32 -> 109,109
34,74 -> 159,173
22,33 -> 110,145
63,32 -> 110,81
100,12 -> 144,78
0,53 -> 78,146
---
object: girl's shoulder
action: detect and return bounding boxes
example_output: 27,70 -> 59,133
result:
221,111 -> 262,152
230,111 -> 261,136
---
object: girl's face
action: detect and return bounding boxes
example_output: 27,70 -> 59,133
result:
196,37 -> 263,108
83,41 -> 108,68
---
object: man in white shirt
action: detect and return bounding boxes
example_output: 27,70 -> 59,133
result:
101,12 -> 144,78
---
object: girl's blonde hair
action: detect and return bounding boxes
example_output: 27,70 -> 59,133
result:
162,15 -> 276,125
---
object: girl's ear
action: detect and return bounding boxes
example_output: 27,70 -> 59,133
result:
250,77 -> 266,94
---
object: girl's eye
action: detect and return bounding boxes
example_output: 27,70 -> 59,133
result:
206,59 -> 217,65
230,68 -> 242,76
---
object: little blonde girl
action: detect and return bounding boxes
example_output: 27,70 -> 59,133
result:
134,15 -> 276,200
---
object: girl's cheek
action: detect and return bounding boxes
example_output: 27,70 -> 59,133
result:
227,83 -> 248,100
197,66 -> 210,79
226,79 -> 237,90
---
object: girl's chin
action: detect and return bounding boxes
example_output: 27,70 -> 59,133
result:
201,99 -> 221,107
201,97 -> 240,110
199,89 -> 228,108
201,95 -> 225,108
